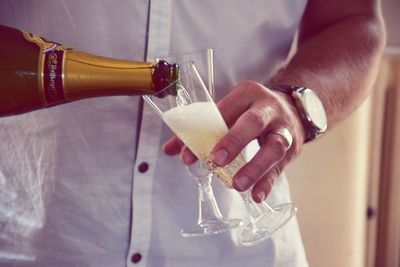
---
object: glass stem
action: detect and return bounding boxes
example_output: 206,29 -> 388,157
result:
196,174 -> 224,225
240,190 -> 274,224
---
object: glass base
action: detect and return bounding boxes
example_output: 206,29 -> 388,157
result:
181,218 -> 243,237
239,203 -> 297,246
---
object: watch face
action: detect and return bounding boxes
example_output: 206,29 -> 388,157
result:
303,89 -> 327,131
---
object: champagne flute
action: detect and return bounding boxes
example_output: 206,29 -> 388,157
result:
144,61 -> 296,246
155,49 -> 242,237
181,160 -> 242,237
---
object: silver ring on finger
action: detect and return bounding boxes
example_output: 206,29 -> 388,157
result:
274,128 -> 293,149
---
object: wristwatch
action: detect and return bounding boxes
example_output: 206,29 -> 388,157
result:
269,84 -> 328,143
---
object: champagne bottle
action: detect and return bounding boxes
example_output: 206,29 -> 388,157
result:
0,25 -> 179,117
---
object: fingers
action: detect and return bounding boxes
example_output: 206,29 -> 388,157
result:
251,167 -> 281,203
211,106 -> 275,166
180,145 -> 198,165
162,136 -> 183,155
212,81 -> 285,167
231,132 -> 289,192
163,136 -> 198,165
216,81 -> 258,127
212,83 -> 301,203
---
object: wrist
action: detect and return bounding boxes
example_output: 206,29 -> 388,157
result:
267,84 -> 328,143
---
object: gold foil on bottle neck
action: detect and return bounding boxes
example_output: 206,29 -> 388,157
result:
63,50 -> 157,100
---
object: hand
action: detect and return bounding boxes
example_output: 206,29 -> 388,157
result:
163,80 -> 305,202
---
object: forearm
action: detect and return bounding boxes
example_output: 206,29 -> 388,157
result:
269,13 -> 386,129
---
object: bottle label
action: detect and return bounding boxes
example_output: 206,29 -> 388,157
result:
23,32 -> 67,106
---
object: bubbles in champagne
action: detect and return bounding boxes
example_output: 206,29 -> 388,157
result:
202,154 -> 246,188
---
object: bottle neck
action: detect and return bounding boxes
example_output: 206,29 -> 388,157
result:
62,52 -> 180,100
63,50 -> 157,100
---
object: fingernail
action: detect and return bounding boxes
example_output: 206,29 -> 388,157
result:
212,149 -> 228,166
257,191 -> 266,202
236,175 -> 249,191
181,151 -> 196,164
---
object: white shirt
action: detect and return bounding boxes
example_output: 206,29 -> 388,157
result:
0,1 -> 309,266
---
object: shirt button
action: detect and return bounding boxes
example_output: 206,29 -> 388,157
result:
138,162 -> 149,173
131,253 -> 142,263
